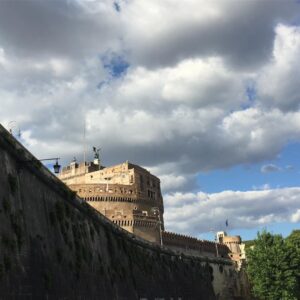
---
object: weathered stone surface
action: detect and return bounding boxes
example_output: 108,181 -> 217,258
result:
0,124 -> 250,299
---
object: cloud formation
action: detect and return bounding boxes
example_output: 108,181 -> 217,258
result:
164,187 -> 300,236
0,0 -> 300,236
122,0 -> 299,70
261,164 -> 281,173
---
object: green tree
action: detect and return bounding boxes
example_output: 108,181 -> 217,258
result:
286,230 -> 300,250
246,230 -> 298,300
286,230 -> 300,299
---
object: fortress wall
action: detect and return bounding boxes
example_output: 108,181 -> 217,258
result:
209,262 -> 250,299
0,124 -> 249,299
162,231 -> 230,258
133,225 -> 161,244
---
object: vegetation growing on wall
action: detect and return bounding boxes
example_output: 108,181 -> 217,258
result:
8,174 -> 17,195
2,197 -> 10,214
10,210 -> 24,249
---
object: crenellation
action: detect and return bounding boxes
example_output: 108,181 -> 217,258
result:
162,231 -> 230,258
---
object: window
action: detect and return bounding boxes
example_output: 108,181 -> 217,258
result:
140,175 -> 144,191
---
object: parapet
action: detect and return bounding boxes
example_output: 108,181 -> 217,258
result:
223,235 -> 241,244
162,231 -> 230,258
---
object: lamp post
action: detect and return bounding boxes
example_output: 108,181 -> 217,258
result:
39,158 -> 61,174
22,158 -> 61,174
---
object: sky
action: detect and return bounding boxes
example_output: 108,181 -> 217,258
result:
1,0 -> 300,242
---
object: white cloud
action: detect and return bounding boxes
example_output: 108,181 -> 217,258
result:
122,0 -> 299,69
0,0 -> 121,59
0,48 -> 7,66
0,0 -> 299,203
261,164 -> 281,173
164,187 -> 300,236
252,184 -> 271,191
161,57 -> 245,109
257,24 -> 300,111
291,209 -> 300,223
159,174 -> 190,192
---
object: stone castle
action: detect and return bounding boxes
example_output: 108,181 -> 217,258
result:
0,123 -> 251,299
59,158 -> 164,244
58,151 -> 245,265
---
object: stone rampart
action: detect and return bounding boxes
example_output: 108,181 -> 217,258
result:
162,231 -> 230,258
0,124 -> 249,299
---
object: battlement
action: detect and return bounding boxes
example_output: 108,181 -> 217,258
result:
112,218 -> 158,228
162,231 -> 230,258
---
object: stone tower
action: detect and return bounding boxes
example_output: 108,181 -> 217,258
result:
58,160 -> 164,244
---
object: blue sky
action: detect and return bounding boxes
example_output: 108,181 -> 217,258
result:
1,0 -> 300,243
200,222 -> 300,242
198,142 -> 300,194
196,142 -> 300,240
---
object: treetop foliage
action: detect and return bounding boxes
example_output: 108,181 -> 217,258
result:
246,230 -> 300,300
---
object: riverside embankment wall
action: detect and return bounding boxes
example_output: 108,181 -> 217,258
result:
0,124 -> 248,299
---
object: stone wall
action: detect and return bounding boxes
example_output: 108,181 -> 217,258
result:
162,231 -> 230,258
59,159 -> 165,230
67,181 -> 164,243
0,124 -> 249,299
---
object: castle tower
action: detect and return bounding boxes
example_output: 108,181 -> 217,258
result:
58,160 -> 164,244
217,231 -> 246,267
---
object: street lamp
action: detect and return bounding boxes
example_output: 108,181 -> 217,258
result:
53,159 -> 61,174
39,158 -> 61,174
22,157 -> 61,174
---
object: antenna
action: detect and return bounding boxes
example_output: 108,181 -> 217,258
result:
83,118 -> 87,170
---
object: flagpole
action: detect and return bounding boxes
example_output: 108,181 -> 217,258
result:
83,118 -> 87,172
